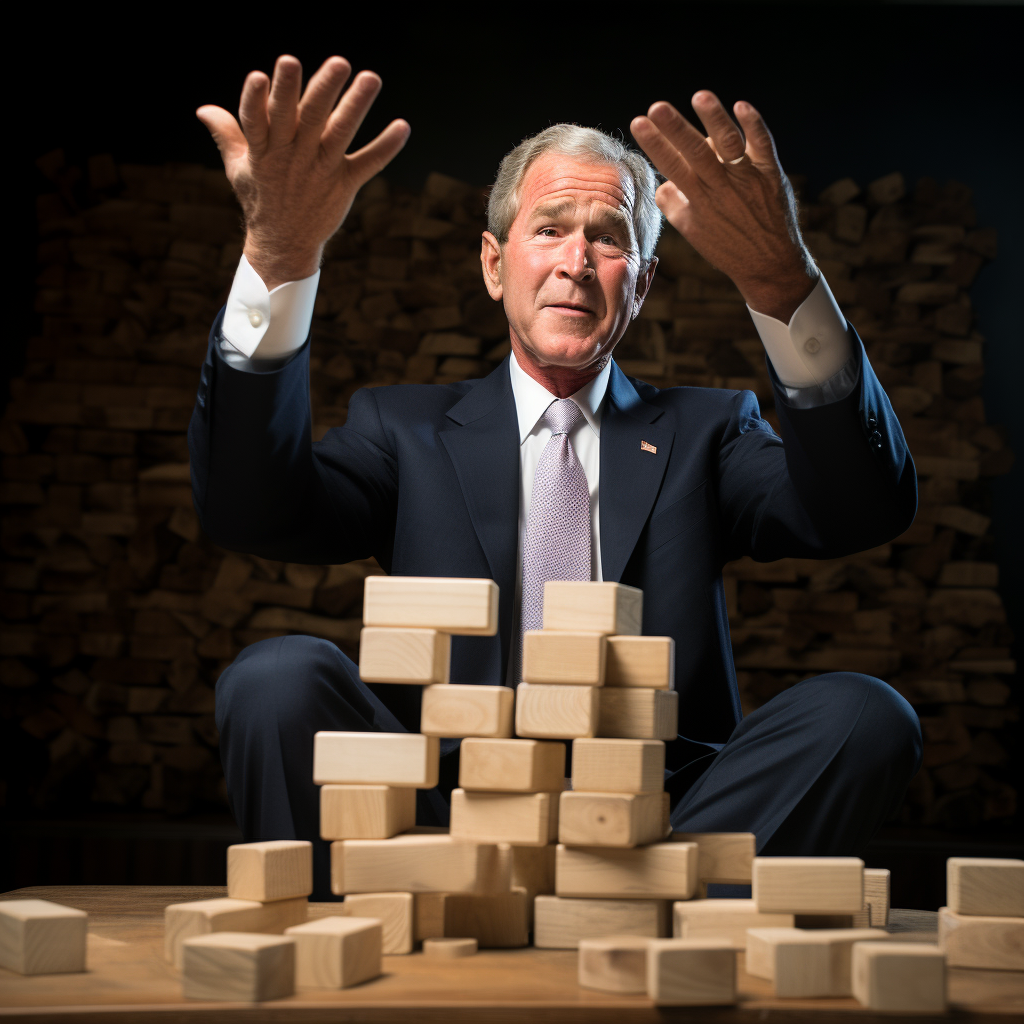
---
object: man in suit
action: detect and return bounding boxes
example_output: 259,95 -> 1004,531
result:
192,55 -> 922,899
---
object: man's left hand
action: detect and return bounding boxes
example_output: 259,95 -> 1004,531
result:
631,92 -> 817,322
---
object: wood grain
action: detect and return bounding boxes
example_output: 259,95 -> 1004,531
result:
339,893 -> 414,955
542,582 -> 642,635
285,916 -> 382,989
522,631 -> 606,685
559,792 -> 664,848
423,937 -> 477,959
752,857 -> 865,914
363,577 -> 498,636
555,842 -> 699,900
414,892 -> 529,948
571,739 -> 665,794
226,841 -> 313,903
604,636 -> 675,689
358,627 -> 450,684
320,785 -> 417,841
459,738 -> 565,793
0,899 -> 87,975
646,938 -> 737,1006
674,899 -> 793,949
851,941 -> 947,1013
670,833 -> 755,885
314,732 -> 440,788
939,906 -> 1024,970
449,788 -> 558,846
534,895 -> 669,950
181,932 -> 295,1002
420,684 -> 514,738
947,857 -> 1024,917
578,935 -> 650,993
515,683 -> 599,739
597,688 -> 677,740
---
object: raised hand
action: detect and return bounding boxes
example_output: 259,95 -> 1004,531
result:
197,55 -> 410,289
631,92 -> 816,321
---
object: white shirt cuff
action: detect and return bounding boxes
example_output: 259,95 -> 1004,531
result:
747,273 -> 852,388
221,254 -> 320,359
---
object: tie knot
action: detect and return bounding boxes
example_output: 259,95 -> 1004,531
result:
543,398 -> 584,437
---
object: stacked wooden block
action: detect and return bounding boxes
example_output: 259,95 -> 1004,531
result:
939,856 -> 1024,970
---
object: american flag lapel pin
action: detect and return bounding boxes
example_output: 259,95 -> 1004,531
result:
640,440 -> 657,454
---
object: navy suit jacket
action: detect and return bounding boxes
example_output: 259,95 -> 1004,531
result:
189,309 -> 916,782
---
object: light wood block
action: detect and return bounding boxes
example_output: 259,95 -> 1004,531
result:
605,635 -> 674,688
515,682 -> 599,739
555,841 -> 698,899
363,576 -> 498,635
459,738 -> 565,792
423,937 -> 477,958
597,688 -> 677,740
285,916 -> 382,989
521,630 -> 606,684
227,840 -> 313,903
746,927 -> 889,997
947,857 -> 1024,917
673,899 -> 794,949
330,835 -> 508,895
320,785 -> 417,840
420,684 -> 513,738
861,867 -> 891,928
752,857 -> 864,914
339,893 -> 414,955
450,789 -> 558,846
559,791 -> 664,847
670,833 -> 755,885
939,906 -> 1024,970
181,932 -> 295,1001
542,581 -> 642,635
578,935 -> 651,993
413,891 -> 529,947
0,900 -> 87,975
533,895 -> 669,949
501,843 -> 557,927
164,896 -> 307,969
358,627 -> 450,684
851,941 -> 946,1013
572,738 -> 664,794
313,732 -> 440,788
646,938 -> 737,1006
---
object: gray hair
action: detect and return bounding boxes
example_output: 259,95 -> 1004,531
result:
486,124 -> 663,268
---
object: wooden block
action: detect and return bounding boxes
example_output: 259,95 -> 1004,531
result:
938,906 -> 1024,970
605,636 -> 674,688
521,630 -> 606,684
181,932 -> 295,1001
413,891 -> 529,947
597,688 -> 677,740
865,867 -> 891,928
502,843 -> 556,926
284,916 -> 382,989
947,857 -> 1024,917
227,840 -> 313,902
515,682 -> 599,739
420,684 -> 513,738
746,927 -> 889,997
330,835 -> 508,895
363,576 -> 498,635
542,581 -> 642,635
555,841 -> 698,899
578,935 -> 651,993
533,895 -> 669,949
423,937 -> 476,958
572,738 -> 665,794
851,941 -> 946,1013
358,627 -> 450,684
646,938 -> 736,1006
164,896 -> 307,969
320,785 -> 417,840
559,791 -> 664,847
752,857 -> 864,913
313,732 -> 440,788
673,899 -> 794,949
450,789 -> 558,846
339,893 -> 414,955
459,738 -> 565,792
670,833 -> 755,885
0,899 -> 87,975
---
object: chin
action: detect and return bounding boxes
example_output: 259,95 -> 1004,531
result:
527,332 -> 609,369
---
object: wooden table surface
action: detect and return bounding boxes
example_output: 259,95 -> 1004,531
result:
1,885 -> 1022,1022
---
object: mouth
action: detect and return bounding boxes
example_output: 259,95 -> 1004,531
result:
547,303 -> 594,315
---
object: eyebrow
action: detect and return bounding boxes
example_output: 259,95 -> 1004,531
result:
530,200 -> 633,236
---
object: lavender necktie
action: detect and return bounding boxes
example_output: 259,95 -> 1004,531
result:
517,398 -> 592,681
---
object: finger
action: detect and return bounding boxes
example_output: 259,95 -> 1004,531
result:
691,90 -> 746,163
734,100 -> 780,167
196,105 -> 248,170
347,118 -> 412,183
321,70 -> 383,159
655,180 -> 691,228
267,54 -> 303,146
646,101 -> 726,182
630,115 -> 701,195
297,55 -> 352,139
238,70 -> 270,153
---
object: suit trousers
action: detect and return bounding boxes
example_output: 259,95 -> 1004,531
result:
215,635 -> 923,901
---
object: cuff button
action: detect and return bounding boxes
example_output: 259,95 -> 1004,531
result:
248,310 -> 264,328
869,430 -> 883,448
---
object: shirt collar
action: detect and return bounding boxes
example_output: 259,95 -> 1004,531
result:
508,349 -> 611,445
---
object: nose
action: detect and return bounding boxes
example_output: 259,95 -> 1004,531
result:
559,234 -> 596,282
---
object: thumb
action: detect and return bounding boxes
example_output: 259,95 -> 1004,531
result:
196,105 -> 248,171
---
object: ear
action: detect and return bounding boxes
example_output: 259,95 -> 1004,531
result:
480,231 -> 504,301
631,256 -> 658,319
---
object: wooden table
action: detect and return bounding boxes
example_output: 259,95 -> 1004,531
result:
1,886 -> 1022,1022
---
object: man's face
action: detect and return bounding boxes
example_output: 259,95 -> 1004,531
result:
481,152 -> 656,371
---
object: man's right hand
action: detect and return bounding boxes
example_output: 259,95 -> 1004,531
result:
197,55 -> 410,290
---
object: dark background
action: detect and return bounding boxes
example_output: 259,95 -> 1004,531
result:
6,1 -> 1022,906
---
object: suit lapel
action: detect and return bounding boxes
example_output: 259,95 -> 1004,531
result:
600,362 -> 675,583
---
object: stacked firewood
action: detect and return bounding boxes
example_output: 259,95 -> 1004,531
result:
1,150 -> 1014,827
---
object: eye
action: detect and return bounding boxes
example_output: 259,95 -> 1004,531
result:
539,228 -> 558,237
